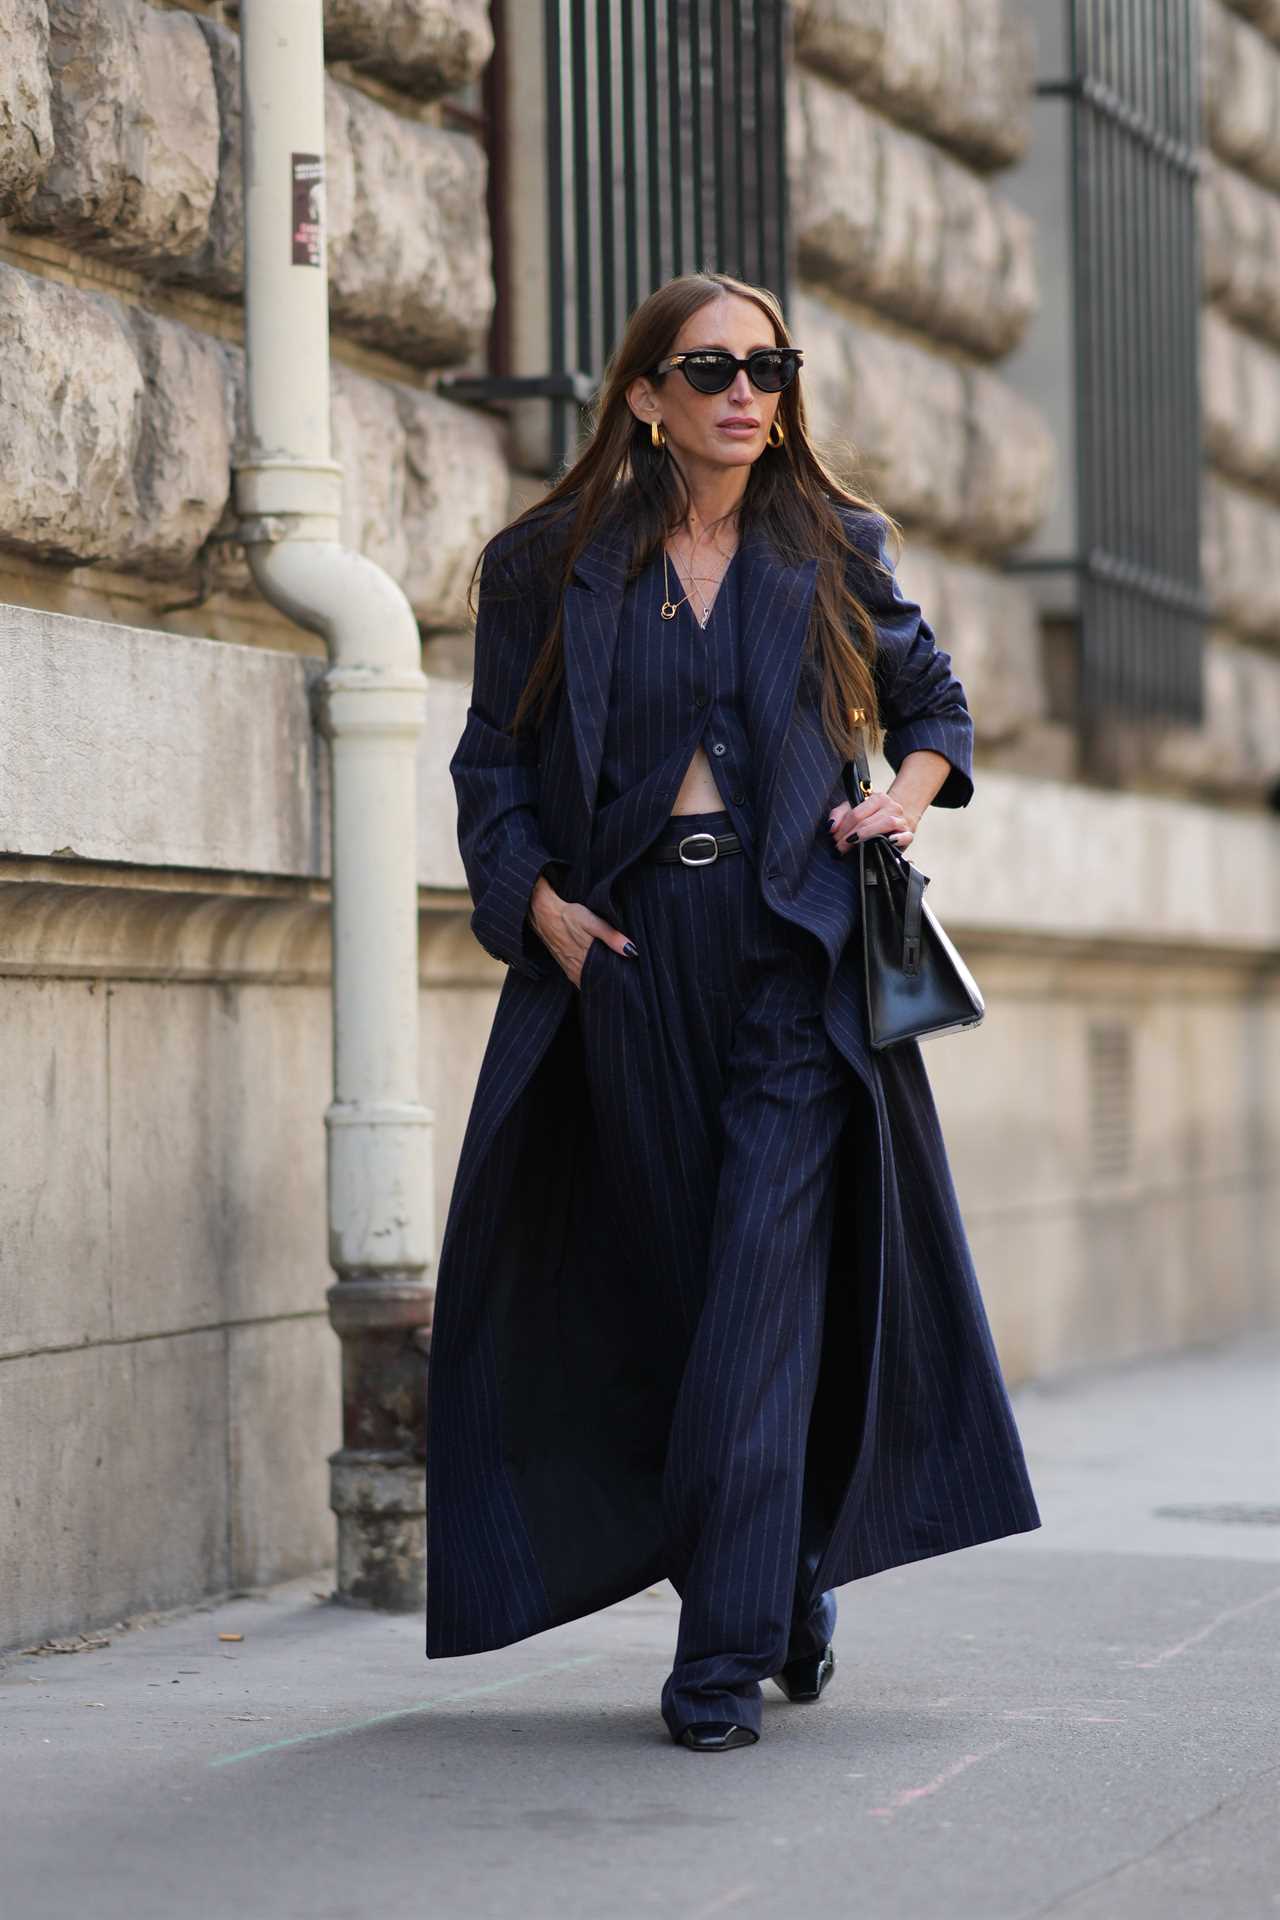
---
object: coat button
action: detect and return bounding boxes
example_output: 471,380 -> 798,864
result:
731,790 -> 745,804
711,741 -> 726,756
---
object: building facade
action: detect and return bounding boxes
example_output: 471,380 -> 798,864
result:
1,0 -> 1277,1649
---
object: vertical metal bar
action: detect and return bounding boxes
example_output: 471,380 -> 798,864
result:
773,0 -> 789,309
644,0 -> 663,288
598,0 -> 616,355
669,0 -> 685,274
1073,0 -> 1100,721
1184,0 -> 1206,718
545,0 -> 567,471
621,0 -> 639,316
731,0 -> 746,277
1153,0 -> 1173,652
570,0 -> 592,402
690,0 -> 704,267
753,0 -> 767,284
717,0 -> 725,274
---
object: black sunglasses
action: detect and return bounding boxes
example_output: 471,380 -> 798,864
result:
651,346 -> 803,395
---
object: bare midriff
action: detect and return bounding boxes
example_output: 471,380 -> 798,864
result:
671,742 -> 726,814
665,535 -> 736,817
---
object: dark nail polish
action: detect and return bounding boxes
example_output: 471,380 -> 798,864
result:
623,941 -> 638,958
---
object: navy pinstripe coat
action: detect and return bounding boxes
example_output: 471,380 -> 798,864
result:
425,498 -> 1041,1660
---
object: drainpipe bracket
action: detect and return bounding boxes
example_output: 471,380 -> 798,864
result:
238,512 -> 341,547
325,1277 -> 434,1336
235,458 -> 343,521
315,670 -> 429,742
328,1449 -> 426,1521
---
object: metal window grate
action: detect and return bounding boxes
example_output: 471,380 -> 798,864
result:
444,1 -> 792,475
1062,0 -> 1208,725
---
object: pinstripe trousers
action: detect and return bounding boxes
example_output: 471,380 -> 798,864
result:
578,806 -> 850,1739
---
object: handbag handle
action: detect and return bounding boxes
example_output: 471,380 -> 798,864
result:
847,711 -> 873,801
843,716 -> 928,975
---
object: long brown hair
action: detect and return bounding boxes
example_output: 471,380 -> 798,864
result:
470,271 -> 899,758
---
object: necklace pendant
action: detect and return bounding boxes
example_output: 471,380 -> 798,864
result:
660,600 -> 678,620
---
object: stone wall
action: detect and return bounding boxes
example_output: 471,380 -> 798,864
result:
1151,0 -> 1280,794
0,0 -> 508,652
787,0 -> 1280,803
788,0 -> 1058,770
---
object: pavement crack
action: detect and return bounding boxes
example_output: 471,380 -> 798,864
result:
1014,1760 -> 1280,1919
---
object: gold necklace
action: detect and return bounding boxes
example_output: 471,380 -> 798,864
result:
661,532 -> 735,624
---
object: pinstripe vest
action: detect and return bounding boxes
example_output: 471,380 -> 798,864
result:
594,541 -> 756,851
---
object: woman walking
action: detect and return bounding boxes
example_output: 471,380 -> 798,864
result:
425,272 -> 1040,1751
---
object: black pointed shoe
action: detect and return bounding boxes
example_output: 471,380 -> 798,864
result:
676,1722 -> 760,1752
771,1643 -> 835,1703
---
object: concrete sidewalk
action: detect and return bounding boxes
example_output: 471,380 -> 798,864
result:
3,1334 -> 1278,1920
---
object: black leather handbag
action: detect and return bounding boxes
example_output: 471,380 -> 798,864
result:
841,739 -> 984,1049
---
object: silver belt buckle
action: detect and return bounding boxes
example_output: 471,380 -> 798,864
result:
678,831 -> 719,867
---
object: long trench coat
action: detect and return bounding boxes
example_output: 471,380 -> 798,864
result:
424,500 -> 1041,1660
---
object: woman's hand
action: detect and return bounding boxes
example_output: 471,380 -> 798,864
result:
528,874 -> 638,987
827,787 -> 918,855
827,750 -> 954,856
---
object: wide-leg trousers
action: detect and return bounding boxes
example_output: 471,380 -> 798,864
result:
576,807 -> 859,1739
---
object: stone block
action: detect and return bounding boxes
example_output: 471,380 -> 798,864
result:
0,1333 -> 230,1650
0,266 -> 144,566
791,289 -> 1054,550
229,1316 -> 341,1590
330,366 -> 509,627
105,979 -> 331,1339
1150,629 -> 1280,796
793,0 -> 1033,171
893,541 -> 1048,745
1202,468 -> 1280,643
322,0 -> 493,100
397,387 -> 509,629
918,765 -> 1280,953
1200,156 -> 1280,350
1202,303 -> 1280,495
326,81 -> 493,366
1223,0 -> 1280,43
331,362 -> 411,591
175,30 -> 493,367
0,0 -> 52,215
0,266 -> 233,575
789,71 -> 1037,359
0,604 -> 323,874
0,979 -> 111,1363
26,0 -> 218,267
963,363 -> 1058,548
1204,0 -> 1280,194
122,308 -> 235,578
0,602 -> 474,894
181,15 -> 244,296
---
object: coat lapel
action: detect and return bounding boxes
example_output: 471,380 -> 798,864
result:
560,512 -> 821,848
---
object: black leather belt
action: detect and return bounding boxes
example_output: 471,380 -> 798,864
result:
646,828 -> 744,867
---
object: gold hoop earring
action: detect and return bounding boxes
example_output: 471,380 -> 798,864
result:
651,419 -> 666,449
767,418 -> 785,450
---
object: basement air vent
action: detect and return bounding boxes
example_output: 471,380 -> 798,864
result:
1087,1020 -> 1134,1181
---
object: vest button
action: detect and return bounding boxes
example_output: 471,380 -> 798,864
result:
731,790 -> 745,805
711,741 -> 726,756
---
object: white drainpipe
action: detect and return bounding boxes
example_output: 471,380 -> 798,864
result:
234,0 -> 433,1610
